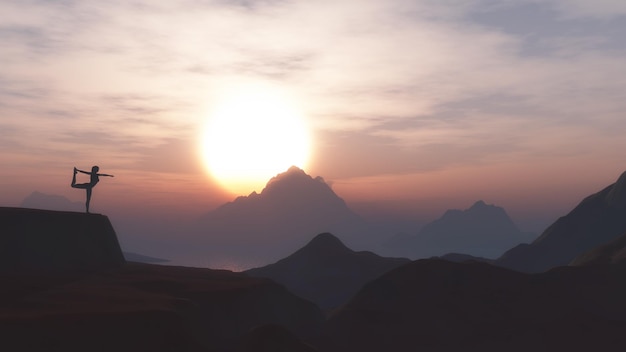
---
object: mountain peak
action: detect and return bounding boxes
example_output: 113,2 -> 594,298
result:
441,200 -> 500,220
309,232 -> 345,245
471,200 -> 488,208
287,165 -> 305,174
301,232 -> 350,254
245,232 -> 410,309
466,200 -> 509,217
263,166 -> 314,190
399,200 -> 527,259
259,167 -> 342,206
273,165 -> 306,179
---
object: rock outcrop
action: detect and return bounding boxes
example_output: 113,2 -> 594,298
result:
0,207 -> 125,273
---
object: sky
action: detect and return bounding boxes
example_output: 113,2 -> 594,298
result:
2,0 -> 626,237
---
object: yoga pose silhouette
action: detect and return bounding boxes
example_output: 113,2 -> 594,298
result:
71,166 -> 114,213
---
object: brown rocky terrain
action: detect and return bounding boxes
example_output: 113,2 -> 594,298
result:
0,208 -> 324,352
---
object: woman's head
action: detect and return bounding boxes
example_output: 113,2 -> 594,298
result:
92,166 -> 100,173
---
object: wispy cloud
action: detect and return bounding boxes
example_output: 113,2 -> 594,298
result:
1,0 -> 625,192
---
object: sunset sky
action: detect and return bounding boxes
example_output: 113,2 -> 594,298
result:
2,0 -> 626,234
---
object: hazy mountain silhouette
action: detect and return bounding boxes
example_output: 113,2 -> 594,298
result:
0,207 -> 324,351
20,191 -> 83,212
497,170 -> 626,273
190,166 -> 375,268
384,201 -> 535,259
320,259 -> 626,352
246,233 -> 409,310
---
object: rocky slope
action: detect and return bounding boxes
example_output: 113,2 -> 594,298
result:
497,171 -> 626,272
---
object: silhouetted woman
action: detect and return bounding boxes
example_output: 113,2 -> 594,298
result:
71,166 -> 114,213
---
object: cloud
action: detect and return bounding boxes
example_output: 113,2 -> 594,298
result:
0,0 -> 625,185
547,0 -> 626,19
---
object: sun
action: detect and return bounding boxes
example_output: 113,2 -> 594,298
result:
201,82 -> 312,195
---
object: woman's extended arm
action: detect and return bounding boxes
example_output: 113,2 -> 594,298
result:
98,173 -> 115,177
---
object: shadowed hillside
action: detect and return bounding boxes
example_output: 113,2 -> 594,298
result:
497,170 -> 626,273
570,231 -> 626,266
246,233 -> 409,310
320,259 -> 626,352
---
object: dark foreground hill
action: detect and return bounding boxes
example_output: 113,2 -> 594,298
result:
246,233 -> 409,310
496,171 -> 626,273
320,259 -> 626,352
0,263 -> 325,352
235,324 -> 319,352
0,208 -> 324,352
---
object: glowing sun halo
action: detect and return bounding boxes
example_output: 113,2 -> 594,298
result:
202,84 -> 312,195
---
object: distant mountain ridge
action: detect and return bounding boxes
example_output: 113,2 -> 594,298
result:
191,167 -> 375,268
246,233 -> 410,309
496,170 -> 626,273
207,167 -> 357,229
384,200 -> 535,259
20,191 -> 83,212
